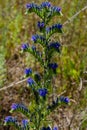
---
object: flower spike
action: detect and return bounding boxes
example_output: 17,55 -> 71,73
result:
48,63 -> 58,70
10,103 -> 30,117
4,116 -> 17,125
26,3 -> 43,19
46,6 -> 62,23
51,6 -> 61,14
4,116 -> 21,130
46,24 -> 62,38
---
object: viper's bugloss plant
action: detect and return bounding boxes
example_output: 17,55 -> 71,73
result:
4,1 -> 70,130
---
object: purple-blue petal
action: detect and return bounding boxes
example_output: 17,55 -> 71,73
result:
4,116 -> 17,124
22,119 -> 29,127
48,63 -> 58,70
38,88 -> 47,97
41,2 -> 51,8
21,43 -> 29,51
60,96 -> 70,104
24,68 -> 32,75
27,78 -> 35,86
53,126 -> 59,130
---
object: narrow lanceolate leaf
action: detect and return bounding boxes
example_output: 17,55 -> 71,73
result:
47,42 -> 61,55
46,24 -> 62,39
26,3 -> 44,19
31,34 -> 47,47
10,103 -> 30,118
4,116 -> 21,130
47,96 -> 69,112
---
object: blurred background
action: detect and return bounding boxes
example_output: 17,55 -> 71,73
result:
0,0 -> 87,129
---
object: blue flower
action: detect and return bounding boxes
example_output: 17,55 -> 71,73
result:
27,77 -> 35,86
32,34 -> 45,43
22,119 -> 29,128
48,42 -> 61,51
37,21 -> 45,29
38,88 -> 47,97
59,96 -> 70,104
26,3 -> 33,9
26,3 -> 40,10
52,6 -> 61,13
40,2 -> 51,8
21,43 -> 29,51
48,63 -> 58,70
32,35 -> 38,42
4,116 -> 17,125
24,68 -> 32,76
53,126 -> 59,130
53,24 -> 62,29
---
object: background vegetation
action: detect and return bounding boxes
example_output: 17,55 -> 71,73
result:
0,0 -> 87,129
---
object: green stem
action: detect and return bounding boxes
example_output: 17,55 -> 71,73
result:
34,12 -> 51,130
43,14 -> 49,89
34,14 -> 48,130
37,112 -> 41,130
